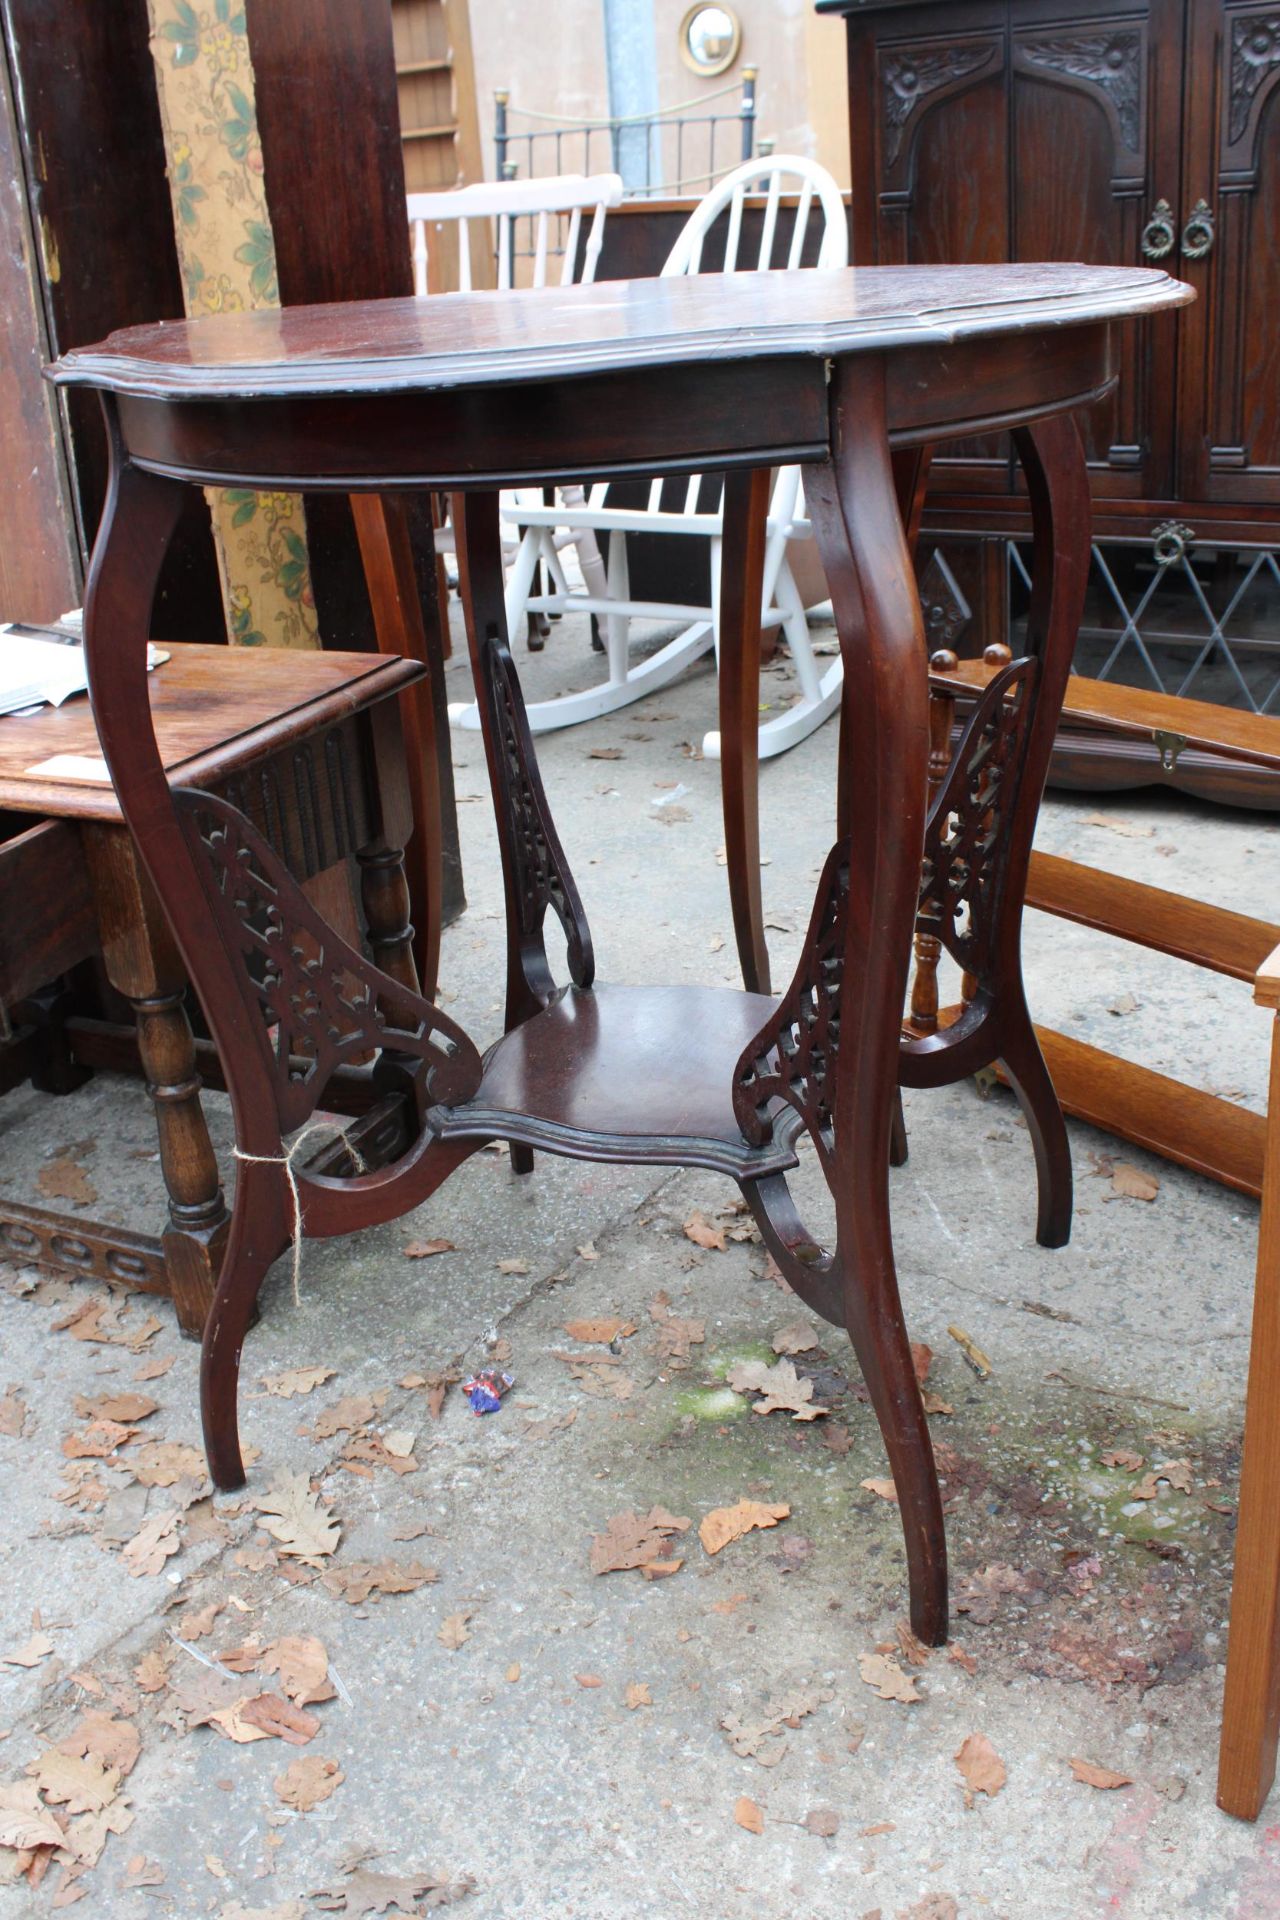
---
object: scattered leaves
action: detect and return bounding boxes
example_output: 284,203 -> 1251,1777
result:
699,1499 -> 789,1556
771,1322 -> 818,1356
274,1755 -> 343,1811
321,1561 -> 437,1606
403,1240 -> 456,1261
127,1441 -> 206,1488
1111,1163 -> 1159,1202
683,1211 -> 727,1252
954,1563 -> 1027,1625
1069,1757 -> 1134,1790
590,1507 -> 690,1576
259,1637 -> 335,1708
803,1808 -> 840,1838
122,1509 -> 181,1577
259,1367 -> 335,1399
437,1612 -> 472,1651
496,1258 -> 528,1276
3,1634 -> 55,1669
311,1864 -> 475,1913
562,1318 -> 636,1345
861,1478 -> 898,1503
252,1475 -> 340,1567
857,1652 -> 920,1703
73,1392 -> 157,1424
734,1795 -> 765,1834
726,1358 -> 826,1421
1101,1448 -> 1144,1471
38,1156 -> 97,1205
648,1292 -> 705,1367
0,1390 -> 27,1438
624,1683 -> 651,1710
954,1732 -> 1006,1803
721,1685 -> 833,1766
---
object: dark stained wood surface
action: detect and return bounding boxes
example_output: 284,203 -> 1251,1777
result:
48,265 -> 1191,400
0,645 -> 423,821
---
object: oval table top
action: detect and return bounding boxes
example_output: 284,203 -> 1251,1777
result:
47,263 -> 1192,403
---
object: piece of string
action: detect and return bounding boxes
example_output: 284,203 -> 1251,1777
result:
232,1120 -> 367,1307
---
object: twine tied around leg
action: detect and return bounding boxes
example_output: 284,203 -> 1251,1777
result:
232,1120 -> 367,1306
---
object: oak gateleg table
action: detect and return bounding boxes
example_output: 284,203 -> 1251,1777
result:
48,263 -> 1188,1659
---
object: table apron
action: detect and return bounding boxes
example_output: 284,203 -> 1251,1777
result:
111,325 -> 1118,491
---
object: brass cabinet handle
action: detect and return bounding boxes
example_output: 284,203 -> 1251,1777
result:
1140,198 -> 1176,261
1182,197 -> 1216,260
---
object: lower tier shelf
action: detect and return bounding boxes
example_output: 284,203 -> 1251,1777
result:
434,983 -> 803,1179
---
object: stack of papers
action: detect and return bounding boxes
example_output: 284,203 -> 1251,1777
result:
0,621 -> 166,717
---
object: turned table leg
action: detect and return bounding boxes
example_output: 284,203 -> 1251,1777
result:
81,823 -> 229,1337
1219,958 -> 1280,1818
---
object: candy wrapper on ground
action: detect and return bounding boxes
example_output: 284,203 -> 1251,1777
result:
462,1369 -> 515,1415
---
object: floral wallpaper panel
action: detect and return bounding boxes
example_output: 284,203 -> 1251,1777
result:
147,0 -> 319,648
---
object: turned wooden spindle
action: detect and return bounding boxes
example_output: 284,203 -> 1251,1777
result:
907,647 -> 960,1037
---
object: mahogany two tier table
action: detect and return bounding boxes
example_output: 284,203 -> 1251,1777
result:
47,261 -> 1188,1684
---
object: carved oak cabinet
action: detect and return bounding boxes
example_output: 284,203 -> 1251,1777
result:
821,0 -> 1280,796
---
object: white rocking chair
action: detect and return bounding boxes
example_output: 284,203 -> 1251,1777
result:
451,155 -> 849,758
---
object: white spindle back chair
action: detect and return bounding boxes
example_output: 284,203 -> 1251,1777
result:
460,156 -> 850,756
407,172 -> 623,295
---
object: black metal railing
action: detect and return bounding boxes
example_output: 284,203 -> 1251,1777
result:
494,69 -> 758,200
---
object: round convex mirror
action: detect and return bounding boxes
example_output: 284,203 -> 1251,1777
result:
679,4 -> 741,77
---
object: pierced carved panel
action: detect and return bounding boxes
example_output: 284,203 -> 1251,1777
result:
1231,14 -> 1280,145
733,837 -> 849,1158
881,41 -> 999,171
917,656 -> 1038,987
174,788 -> 483,1134
486,634 -> 594,991
1015,28 -> 1143,155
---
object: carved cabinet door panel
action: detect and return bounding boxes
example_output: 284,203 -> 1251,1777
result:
1009,0 -> 1185,502
1178,0 -> 1280,506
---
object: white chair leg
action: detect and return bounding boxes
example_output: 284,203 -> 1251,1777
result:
604,529 -> 631,684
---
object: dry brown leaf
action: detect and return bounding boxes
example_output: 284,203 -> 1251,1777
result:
895,1622 -> 931,1668
948,1644 -> 978,1676
403,1239 -> 456,1260
562,1318 -> 637,1345
726,1358 -> 826,1421
55,1712 -> 140,1779
74,1392 -> 158,1424
28,1749 -> 121,1814
590,1506 -> 690,1575
311,1866 -> 475,1913
258,1367 -> 335,1399
0,1389 -> 27,1437
624,1683 -> 652,1710
857,1652 -> 921,1703
506,1664 -> 521,1684
274,1754 -> 343,1811
576,1241 -> 600,1260
38,1156 -> 97,1205
699,1498 -> 790,1556
1069,1756 -> 1134,1790
437,1611 -> 472,1651
683,1211 -> 727,1252
1102,1448 -> 1144,1471
954,1562 -> 1027,1625
122,1858 -> 165,1889
575,1674 -> 603,1689
721,1685 -> 833,1765
910,1342 -> 933,1382
133,1647 -> 171,1693
122,1509 -> 181,1577
133,1354 -> 174,1382
252,1475 -> 340,1566
496,1258 -> 528,1275
127,1441 -> 206,1488
734,1795 -> 765,1834
861,1478 -> 898,1503
259,1637 -> 335,1708
237,1695 -> 321,1746
821,1421 -> 853,1457
308,1395 -> 376,1440
1111,1163 -> 1159,1202
770,1322 -> 818,1356
3,1633 -> 55,1668
320,1560 -> 437,1605
178,1602 -> 222,1642
803,1807 -> 840,1838
63,1419 -> 138,1459
955,1732 -> 1006,1801
648,1292 -> 705,1366
0,1780 -> 64,1851
921,1391 -> 955,1416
